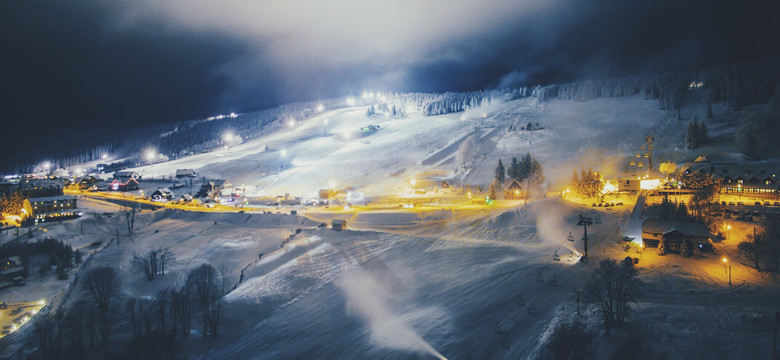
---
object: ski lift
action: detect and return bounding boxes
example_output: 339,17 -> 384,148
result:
643,152 -> 649,158
567,232 -> 575,242
517,295 -> 526,306
553,250 -> 560,261
595,214 -> 601,224
637,162 -> 644,167
528,302 -> 537,315
635,152 -> 641,158
494,322 -> 505,335
630,160 -> 636,166
536,271 -> 544,282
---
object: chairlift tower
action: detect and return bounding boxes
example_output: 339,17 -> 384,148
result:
577,214 -> 593,261
644,135 -> 654,171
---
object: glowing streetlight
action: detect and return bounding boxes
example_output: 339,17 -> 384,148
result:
722,257 -> 732,288
101,153 -> 108,159
317,104 -> 324,112
329,181 -> 336,189
287,118 -> 296,128
280,149 -> 287,157
410,178 -> 417,187
346,97 -> 355,106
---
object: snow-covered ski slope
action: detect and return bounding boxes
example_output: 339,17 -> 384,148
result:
128,95 -> 675,197
65,95 -> 780,359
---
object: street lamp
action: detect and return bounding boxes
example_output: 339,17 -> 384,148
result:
722,257 -> 732,288
410,178 -> 416,187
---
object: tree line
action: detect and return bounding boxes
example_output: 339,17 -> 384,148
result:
32,262 -> 230,360
570,169 -> 603,198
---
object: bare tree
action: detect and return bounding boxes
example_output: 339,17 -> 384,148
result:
738,232 -> 765,271
64,300 -> 88,356
155,288 -> 170,335
171,286 -> 192,336
158,248 -> 175,276
545,319 -> 594,360
133,248 -> 176,282
81,266 -> 121,345
186,264 -> 223,337
585,258 -> 641,335
123,203 -> 139,234
33,314 -> 56,358
133,252 -> 157,281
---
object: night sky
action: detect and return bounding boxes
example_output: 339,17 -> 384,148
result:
2,0 -> 780,155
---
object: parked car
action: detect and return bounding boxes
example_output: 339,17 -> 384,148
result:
737,202 -> 745,206
753,210 -> 760,216
755,201 -> 762,206
774,202 -> 780,206
764,201 -> 771,206
729,202 -> 736,206
745,215 -> 753,221
724,208 -> 731,214
721,201 -> 727,206
724,213 -> 731,218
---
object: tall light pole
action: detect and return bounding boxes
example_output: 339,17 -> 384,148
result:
577,214 -> 593,262
722,257 -> 732,288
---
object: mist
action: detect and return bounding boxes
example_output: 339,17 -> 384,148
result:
532,200 -> 580,256
337,270 -> 447,360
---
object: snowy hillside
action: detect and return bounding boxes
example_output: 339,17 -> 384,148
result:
124,95 -> 683,200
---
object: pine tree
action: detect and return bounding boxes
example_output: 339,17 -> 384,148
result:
495,159 -> 505,184
571,169 -> 580,194
687,121 -> 700,149
519,153 -> 533,180
680,239 -> 692,257
509,157 -> 520,180
699,121 -> 708,142
488,182 -> 497,200
657,240 -> 667,256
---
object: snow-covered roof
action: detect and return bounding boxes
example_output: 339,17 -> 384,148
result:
152,188 -> 174,196
28,196 -> 77,203
114,171 -> 139,178
642,219 -> 708,238
176,169 -> 197,176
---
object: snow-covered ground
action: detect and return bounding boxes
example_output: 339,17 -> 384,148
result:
8,96 -> 780,359
121,96 -> 680,199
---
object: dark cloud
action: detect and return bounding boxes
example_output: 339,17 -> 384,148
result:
2,0 -> 780,155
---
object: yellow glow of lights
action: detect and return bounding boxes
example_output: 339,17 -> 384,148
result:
722,257 -> 728,263
410,179 -> 416,186
602,181 -> 617,193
